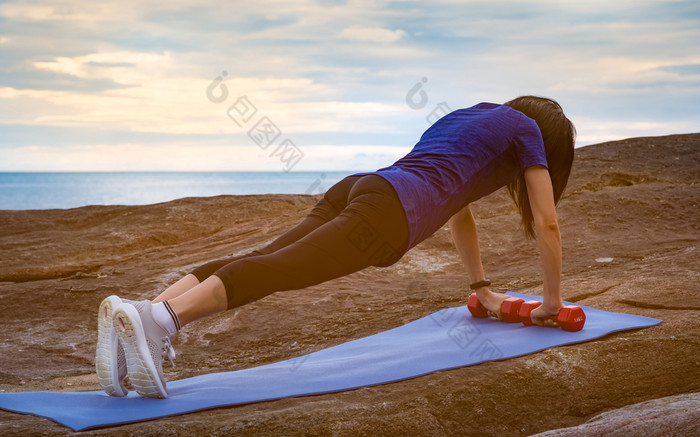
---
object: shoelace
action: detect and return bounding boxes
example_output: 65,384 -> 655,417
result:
163,336 -> 176,367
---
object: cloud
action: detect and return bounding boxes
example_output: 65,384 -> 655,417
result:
656,63 -> 700,76
32,51 -> 171,85
0,61 -> 406,136
338,26 -> 406,43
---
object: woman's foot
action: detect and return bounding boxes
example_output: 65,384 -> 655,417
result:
475,289 -> 512,319
112,301 -> 176,399
95,295 -> 129,397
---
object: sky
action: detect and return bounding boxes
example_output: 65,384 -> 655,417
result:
1,0 -> 699,172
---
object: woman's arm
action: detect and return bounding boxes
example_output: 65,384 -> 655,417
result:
449,205 -> 512,315
523,165 -> 564,320
448,204 -> 486,285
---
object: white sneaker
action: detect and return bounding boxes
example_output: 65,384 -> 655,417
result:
95,295 -> 129,397
112,300 -> 176,399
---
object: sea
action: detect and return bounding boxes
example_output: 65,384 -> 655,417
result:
0,171 -> 357,210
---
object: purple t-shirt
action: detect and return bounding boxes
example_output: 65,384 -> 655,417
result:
353,102 -> 548,251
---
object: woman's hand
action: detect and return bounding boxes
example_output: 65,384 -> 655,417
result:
530,303 -> 563,327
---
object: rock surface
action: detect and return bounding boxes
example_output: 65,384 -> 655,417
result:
0,133 -> 698,436
531,392 -> 700,436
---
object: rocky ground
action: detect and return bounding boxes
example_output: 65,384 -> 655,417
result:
0,133 -> 698,436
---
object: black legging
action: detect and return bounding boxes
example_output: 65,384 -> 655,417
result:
189,174 -> 410,309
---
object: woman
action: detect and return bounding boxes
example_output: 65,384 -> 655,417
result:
96,95 -> 576,398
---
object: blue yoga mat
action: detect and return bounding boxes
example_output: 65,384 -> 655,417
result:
0,292 -> 661,431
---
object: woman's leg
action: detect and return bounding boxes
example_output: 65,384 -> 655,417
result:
166,275 -> 228,325
151,176 -> 362,303
110,175 -> 408,399
153,274 -> 199,303
167,175 -> 409,326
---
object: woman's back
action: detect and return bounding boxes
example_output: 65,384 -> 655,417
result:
354,102 -> 548,250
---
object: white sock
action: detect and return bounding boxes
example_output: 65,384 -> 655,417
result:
151,301 -> 180,335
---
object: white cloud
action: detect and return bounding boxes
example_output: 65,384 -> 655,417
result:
0,1 -> 142,23
32,51 -> 175,85
338,26 -> 406,43
1,62 -> 405,135
0,0 -> 202,23
0,3 -> 61,21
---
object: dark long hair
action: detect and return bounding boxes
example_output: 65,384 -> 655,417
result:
503,96 -> 576,239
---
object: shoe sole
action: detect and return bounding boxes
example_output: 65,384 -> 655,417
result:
113,304 -> 168,399
95,296 -> 127,397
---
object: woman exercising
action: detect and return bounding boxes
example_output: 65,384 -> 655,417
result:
96,95 -> 576,398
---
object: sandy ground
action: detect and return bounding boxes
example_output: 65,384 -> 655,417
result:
0,133 -> 698,436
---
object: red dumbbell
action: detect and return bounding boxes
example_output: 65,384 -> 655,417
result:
556,306 -> 586,332
518,301 -> 544,326
500,297 -> 525,323
467,294 -> 525,323
517,301 -> 586,332
467,293 -> 489,318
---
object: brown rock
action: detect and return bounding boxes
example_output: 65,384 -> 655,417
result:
531,392 -> 700,437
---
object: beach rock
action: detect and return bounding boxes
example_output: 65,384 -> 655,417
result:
0,133 -> 699,436
531,392 -> 700,437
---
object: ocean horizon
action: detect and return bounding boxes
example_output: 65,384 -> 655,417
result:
0,171 -> 357,211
